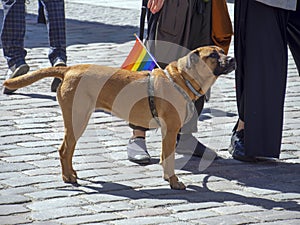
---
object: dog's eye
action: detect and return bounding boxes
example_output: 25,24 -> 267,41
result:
209,52 -> 219,59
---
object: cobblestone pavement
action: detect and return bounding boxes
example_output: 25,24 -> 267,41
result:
0,1 -> 299,224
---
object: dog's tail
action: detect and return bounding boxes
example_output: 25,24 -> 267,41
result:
3,66 -> 68,90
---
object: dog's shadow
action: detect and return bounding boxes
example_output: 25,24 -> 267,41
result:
72,178 -> 299,212
62,159 -> 300,212
11,92 -> 57,101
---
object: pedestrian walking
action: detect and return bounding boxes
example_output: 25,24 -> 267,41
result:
1,0 -> 67,94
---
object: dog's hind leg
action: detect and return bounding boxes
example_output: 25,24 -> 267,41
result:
59,131 -> 78,184
59,108 -> 93,183
57,92 -> 94,184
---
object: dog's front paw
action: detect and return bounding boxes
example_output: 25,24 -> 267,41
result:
62,170 -> 78,184
168,175 -> 186,190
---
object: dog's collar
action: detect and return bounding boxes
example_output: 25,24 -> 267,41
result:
164,69 -> 204,98
184,79 -> 204,98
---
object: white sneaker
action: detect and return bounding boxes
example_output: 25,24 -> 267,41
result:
127,137 -> 151,164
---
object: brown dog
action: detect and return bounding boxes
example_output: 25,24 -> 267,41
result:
3,46 -> 235,190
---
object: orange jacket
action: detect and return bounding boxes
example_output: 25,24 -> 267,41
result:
211,0 -> 233,55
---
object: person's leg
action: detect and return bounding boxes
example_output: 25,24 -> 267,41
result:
126,7 -> 161,164
1,0 -> 29,94
1,0 -> 27,69
37,0 -> 46,24
41,0 -> 67,65
41,0 -> 67,92
230,0 -> 289,161
127,124 -> 151,164
176,0 -> 216,158
287,3 -> 300,74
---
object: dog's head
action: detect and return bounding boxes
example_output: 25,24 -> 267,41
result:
194,46 -> 236,76
177,46 -> 235,94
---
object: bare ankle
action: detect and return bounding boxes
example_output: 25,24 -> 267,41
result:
133,130 -> 146,138
236,119 -> 245,131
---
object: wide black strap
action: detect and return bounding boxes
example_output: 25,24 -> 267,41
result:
139,0 -> 148,40
147,73 -> 161,126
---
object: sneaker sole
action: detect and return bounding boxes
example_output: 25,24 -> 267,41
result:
128,156 -> 151,164
3,64 -> 30,94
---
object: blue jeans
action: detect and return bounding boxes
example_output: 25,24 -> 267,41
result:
1,0 -> 67,68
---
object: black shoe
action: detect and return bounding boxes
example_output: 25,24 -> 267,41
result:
51,58 -> 66,92
229,130 -> 256,162
3,63 -> 30,94
176,134 -> 217,159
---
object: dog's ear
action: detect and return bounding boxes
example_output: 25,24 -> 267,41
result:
186,52 -> 200,69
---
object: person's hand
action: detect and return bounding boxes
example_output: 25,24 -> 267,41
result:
147,0 -> 165,14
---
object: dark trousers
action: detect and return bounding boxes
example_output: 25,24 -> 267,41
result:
0,0 -> 67,68
234,0 -> 290,158
287,2 -> 300,74
130,0 -> 212,133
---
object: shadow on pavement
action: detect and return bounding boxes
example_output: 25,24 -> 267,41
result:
69,164 -> 299,212
58,159 -> 300,212
11,92 -> 57,101
0,10 -> 138,48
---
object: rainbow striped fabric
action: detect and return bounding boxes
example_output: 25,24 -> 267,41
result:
121,35 -> 159,71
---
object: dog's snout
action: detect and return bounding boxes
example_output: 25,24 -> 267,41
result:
226,56 -> 235,65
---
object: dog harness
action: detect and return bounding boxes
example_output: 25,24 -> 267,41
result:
147,72 -> 161,126
147,70 -> 197,127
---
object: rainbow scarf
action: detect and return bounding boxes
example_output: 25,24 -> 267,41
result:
121,35 -> 160,71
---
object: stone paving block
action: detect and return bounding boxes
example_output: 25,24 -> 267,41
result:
29,158 -> 61,168
166,202 -> 224,213
196,213 -> 260,225
17,140 -> 61,148
0,204 -> 30,216
211,204 -> 264,215
31,181 -> 72,191
0,214 -> 32,225
28,221 -> 61,225
172,209 -> 220,221
1,154 -> 46,163
22,167 -> 60,176
25,188 -> 84,200
132,198 -> 187,209
0,186 -> 38,196
82,201 -> 134,213
0,160 -> 35,173
3,146 -> 56,156
163,222 -> 199,225
77,168 -> 119,180
254,220 -> 300,225
243,210 -> 300,222
26,196 -> 88,211
56,213 -> 124,225
82,194 -> 131,204
118,207 -> 171,219
0,171 -> 24,181
29,206 -> 90,221
111,216 -> 178,225
0,135 -> 42,145
2,174 -> 59,188
0,194 -> 30,205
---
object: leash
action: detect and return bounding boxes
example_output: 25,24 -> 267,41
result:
139,0 -> 148,40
